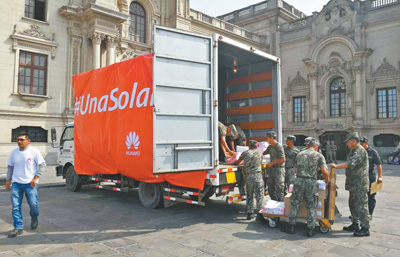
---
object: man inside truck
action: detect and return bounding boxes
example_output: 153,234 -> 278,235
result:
226,124 -> 247,152
218,121 -> 236,162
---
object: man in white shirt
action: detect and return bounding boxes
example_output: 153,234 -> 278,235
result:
5,132 -> 46,238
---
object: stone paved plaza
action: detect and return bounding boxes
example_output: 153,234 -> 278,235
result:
0,165 -> 399,256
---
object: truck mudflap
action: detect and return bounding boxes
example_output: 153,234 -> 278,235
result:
56,165 -> 63,177
207,166 -> 244,186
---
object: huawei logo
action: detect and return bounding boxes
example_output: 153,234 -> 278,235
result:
126,131 -> 140,150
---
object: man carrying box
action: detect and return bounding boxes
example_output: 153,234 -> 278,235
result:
281,138 -> 329,237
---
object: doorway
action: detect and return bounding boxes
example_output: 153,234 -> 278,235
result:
319,131 -> 349,160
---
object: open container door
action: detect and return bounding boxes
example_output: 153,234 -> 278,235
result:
216,35 -> 282,144
153,26 -> 214,174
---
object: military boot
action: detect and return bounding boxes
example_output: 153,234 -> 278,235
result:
255,213 -> 266,222
281,224 -> 295,234
306,228 -> 315,237
343,223 -> 360,232
354,227 -> 370,237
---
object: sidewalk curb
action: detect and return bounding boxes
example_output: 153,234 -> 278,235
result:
39,183 -> 65,189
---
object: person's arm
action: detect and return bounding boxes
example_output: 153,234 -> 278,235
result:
235,151 -> 246,165
377,164 -> 383,184
330,162 -> 348,169
230,140 -> 235,152
267,157 -> 285,168
321,166 -> 329,185
31,153 -> 46,188
220,136 -> 234,157
5,165 -> 13,190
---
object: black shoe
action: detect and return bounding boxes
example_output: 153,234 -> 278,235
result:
255,213 -> 265,222
343,223 -> 360,232
354,227 -> 370,237
306,228 -> 315,237
281,224 -> 295,234
246,213 -> 254,220
31,218 -> 38,230
8,229 -> 23,238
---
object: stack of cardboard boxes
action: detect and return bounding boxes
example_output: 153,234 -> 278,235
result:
284,181 -> 327,219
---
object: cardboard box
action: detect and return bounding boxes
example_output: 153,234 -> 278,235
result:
284,193 -> 291,216
284,191 -> 326,219
318,189 -> 327,200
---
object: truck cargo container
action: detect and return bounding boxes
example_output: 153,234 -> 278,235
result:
52,26 -> 282,208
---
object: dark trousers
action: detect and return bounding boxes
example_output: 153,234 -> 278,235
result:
368,174 -> 377,215
226,137 -> 243,152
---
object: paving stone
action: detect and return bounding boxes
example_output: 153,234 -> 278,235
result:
165,246 -> 201,257
69,242 -> 117,256
328,245 -> 370,257
383,248 -> 400,257
197,243 -> 227,255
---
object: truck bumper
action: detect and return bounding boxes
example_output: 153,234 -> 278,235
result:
56,165 -> 63,177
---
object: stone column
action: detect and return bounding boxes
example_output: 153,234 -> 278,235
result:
90,33 -> 103,69
354,65 -> 363,120
309,72 -> 318,121
106,36 -> 116,66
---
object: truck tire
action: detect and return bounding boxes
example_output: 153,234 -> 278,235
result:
65,166 -> 82,192
138,182 -> 164,209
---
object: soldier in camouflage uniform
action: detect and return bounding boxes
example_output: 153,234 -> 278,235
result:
263,131 -> 286,202
330,132 -> 370,237
284,135 -> 300,193
236,140 -> 264,220
281,138 -> 329,237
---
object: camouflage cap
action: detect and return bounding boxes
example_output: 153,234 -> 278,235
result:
266,131 -> 277,138
248,140 -> 258,148
285,135 -> 296,142
360,136 -> 369,144
309,138 -> 320,147
304,137 -> 313,145
229,124 -> 238,137
344,132 -> 360,142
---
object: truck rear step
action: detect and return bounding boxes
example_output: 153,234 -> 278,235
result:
89,184 -> 129,193
163,187 -> 205,206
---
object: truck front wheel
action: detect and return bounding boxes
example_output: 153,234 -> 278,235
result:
65,166 -> 82,192
138,182 -> 164,209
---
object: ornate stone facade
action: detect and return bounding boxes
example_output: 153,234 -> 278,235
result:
223,0 -> 400,158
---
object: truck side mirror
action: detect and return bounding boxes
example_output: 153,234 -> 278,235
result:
51,128 -> 59,148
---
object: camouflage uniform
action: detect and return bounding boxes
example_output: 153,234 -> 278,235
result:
326,144 -> 332,163
346,145 -> 370,229
238,149 -> 264,214
264,143 -> 285,202
284,145 -> 300,191
289,148 -> 327,229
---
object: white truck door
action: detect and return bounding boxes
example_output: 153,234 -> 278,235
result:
153,26 -> 214,174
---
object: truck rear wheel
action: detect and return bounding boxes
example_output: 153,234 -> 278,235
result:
138,182 -> 164,209
65,166 -> 82,192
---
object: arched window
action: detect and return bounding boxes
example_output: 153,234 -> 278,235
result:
129,2 -> 146,43
330,77 -> 346,117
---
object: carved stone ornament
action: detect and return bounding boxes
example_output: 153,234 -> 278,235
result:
328,25 -> 352,35
106,36 -> 117,47
19,25 -> 51,41
370,58 -> 400,78
89,33 -> 104,45
116,47 -> 140,61
288,71 -> 309,88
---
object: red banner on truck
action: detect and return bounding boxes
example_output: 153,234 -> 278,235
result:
72,54 -> 206,190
